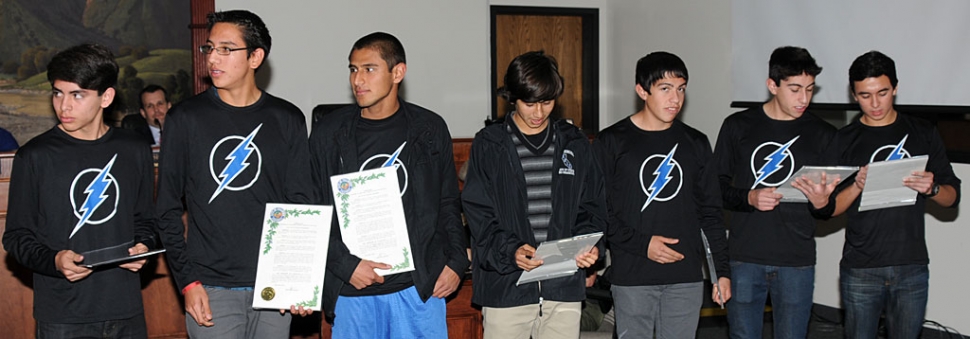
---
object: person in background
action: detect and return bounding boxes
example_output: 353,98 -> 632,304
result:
122,84 -> 170,146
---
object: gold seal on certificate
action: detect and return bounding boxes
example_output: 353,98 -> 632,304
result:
330,166 -> 415,276
252,203 -> 333,310
261,287 -> 275,301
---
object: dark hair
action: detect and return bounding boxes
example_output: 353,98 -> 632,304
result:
207,10 -> 271,69
768,46 -> 822,86
498,51 -> 564,103
140,84 -> 169,107
47,44 -> 118,95
636,51 -> 688,94
350,32 -> 406,70
849,51 -> 898,92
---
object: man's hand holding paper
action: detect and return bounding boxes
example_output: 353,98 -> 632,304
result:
516,244 -> 543,271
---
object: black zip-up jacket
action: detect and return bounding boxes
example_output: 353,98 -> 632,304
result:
462,118 -> 607,308
309,100 -> 469,321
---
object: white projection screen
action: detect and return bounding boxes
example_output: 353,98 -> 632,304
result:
732,1 -> 970,106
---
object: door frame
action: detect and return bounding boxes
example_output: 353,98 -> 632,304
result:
490,6 -> 599,133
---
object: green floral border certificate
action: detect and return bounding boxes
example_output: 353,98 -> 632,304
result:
252,203 -> 333,310
330,166 -> 415,276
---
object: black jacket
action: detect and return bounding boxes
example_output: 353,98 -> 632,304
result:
462,118 -> 607,307
309,100 -> 469,320
120,113 -> 155,146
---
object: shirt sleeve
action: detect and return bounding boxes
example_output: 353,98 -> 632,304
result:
713,119 -> 756,212
132,143 -> 158,249
433,124 -> 471,277
694,136 -> 730,278
2,150 -> 61,277
308,125 -> 361,283
592,134 -> 651,258
925,125 -> 961,206
154,110 -> 196,290
462,136 -> 525,275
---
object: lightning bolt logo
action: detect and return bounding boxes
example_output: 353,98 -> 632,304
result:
209,124 -> 262,203
885,135 -> 909,161
361,141 -> 409,196
382,142 -> 406,169
642,144 -> 678,211
71,154 -> 118,238
751,136 -> 799,189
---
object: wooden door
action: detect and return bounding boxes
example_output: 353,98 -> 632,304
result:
491,7 -> 598,133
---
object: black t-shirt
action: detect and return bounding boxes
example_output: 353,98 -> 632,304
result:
341,108 -> 414,295
155,89 -> 313,290
712,107 -> 836,266
2,127 -> 156,323
827,113 -> 961,268
595,118 -> 728,286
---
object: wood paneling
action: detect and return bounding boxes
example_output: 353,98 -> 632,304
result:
494,14 -> 584,127
190,0 -> 215,95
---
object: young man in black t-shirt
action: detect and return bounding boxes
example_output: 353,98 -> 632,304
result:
309,32 -> 468,338
712,46 -> 838,338
595,51 -> 730,338
829,51 -> 960,339
3,44 -> 157,338
155,10 -> 313,339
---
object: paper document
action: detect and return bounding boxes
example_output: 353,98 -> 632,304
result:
79,241 -> 165,268
330,167 -> 414,276
700,230 -> 724,308
777,166 -> 860,202
859,156 -> 928,212
516,232 -> 603,286
253,203 -> 332,310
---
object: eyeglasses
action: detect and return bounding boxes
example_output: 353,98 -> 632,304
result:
199,45 -> 249,55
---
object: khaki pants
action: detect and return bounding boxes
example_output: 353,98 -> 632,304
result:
483,301 -> 582,339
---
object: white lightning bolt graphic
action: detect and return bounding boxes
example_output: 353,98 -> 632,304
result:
210,124 -> 262,203
886,135 -> 909,161
643,144 -> 678,212
71,154 -> 117,238
751,136 -> 799,189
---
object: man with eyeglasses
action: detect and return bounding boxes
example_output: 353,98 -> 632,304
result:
155,9 -> 313,339
121,84 -> 170,146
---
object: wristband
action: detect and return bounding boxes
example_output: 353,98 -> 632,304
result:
182,280 -> 202,295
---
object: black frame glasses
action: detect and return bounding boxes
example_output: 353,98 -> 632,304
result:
199,45 -> 249,56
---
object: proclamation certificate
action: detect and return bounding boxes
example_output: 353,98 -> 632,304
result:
252,203 -> 333,310
330,167 -> 415,276
859,156 -> 929,212
777,166 -> 859,203
516,232 -> 603,286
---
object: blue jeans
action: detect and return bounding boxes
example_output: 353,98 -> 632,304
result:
36,315 -> 147,339
840,265 -> 928,339
727,261 -> 814,339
